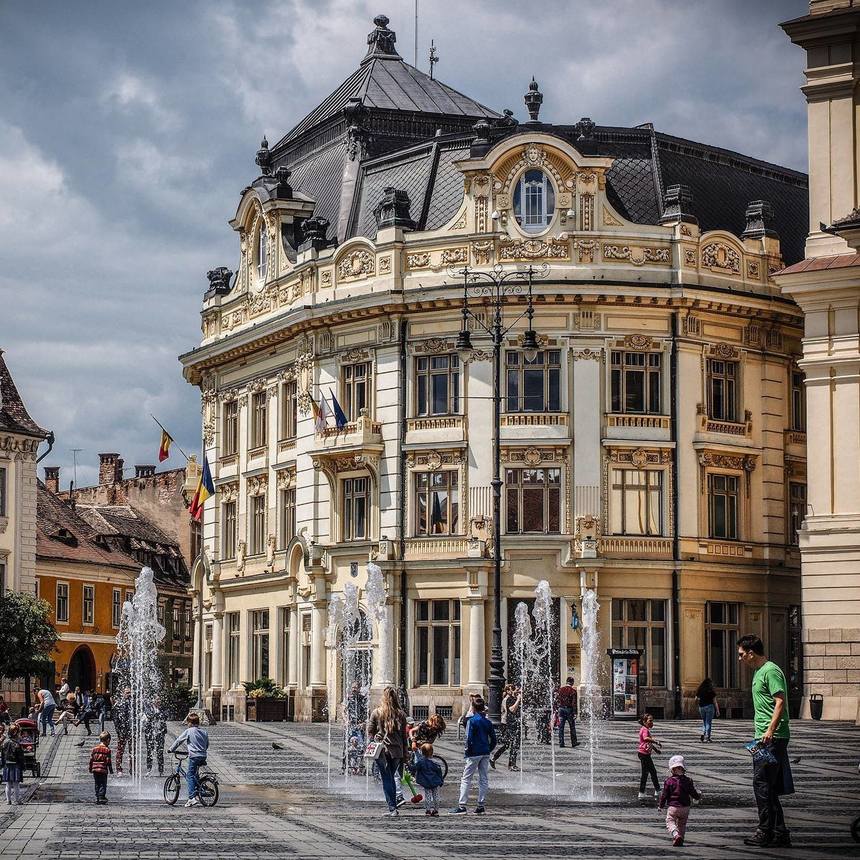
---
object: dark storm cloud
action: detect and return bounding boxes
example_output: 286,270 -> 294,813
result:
0,0 -> 808,486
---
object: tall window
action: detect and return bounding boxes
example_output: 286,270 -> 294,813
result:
279,379 -> 297,441
611,599 -> 666,687
707,358 -> 739,421
83,585 -> 95,625
257,222 -> 267,282
791,371 -> 806,432
249,494 -> 267,555
416,355 -> 460,416
415,471 -> 459,535
610,470 -> 663,536
0,465 -> 6,516
227,612 -> 241,687
343,362 -> 372,421
278,486 -> 296,550
708,474 -> 739,540
112,588 -> 121,628
513,169 -> 555,233
506,350 -> 561,413
184,602 -> 192,640
789,482 -> 807,545
250,392 -> 268,449
415,599 -> 461,686
56,582 -> 69,622
252,609 -> 270,680
222,501 -> 237,559
506,468 -> 561,534
223,400 -> 239,456
706,602 -> 739,688
157,597 -> 165,625
279,608 -> 290,688
611,351 -> 662,413
172,602 -> 180,638
342,477 -> 369,541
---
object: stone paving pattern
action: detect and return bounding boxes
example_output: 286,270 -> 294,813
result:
1,716 -> 858,858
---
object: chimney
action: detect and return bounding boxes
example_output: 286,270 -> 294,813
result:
135,465 -> 156,479
98,453 -> 121,486
44,466 -> 60,494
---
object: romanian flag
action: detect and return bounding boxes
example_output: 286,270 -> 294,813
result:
189,455 -> 214,521
158,429 -> 173,462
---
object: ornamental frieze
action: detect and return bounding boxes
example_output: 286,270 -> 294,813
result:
572,348 -> 602,361
498,237 -> 569,261
413,338 -> 454,355
337,249 -> 375,281
378,256 -> 392,274
500,446 -> 566,466
708,343 -> 740,360
607,446 -> 672,467
217,481 -> 239,503
573,239 -> 596,263
406,449 -> 466,470
602,244 -> 670,265
247,474 -> 268,496
472,240 -> 493,265
276,469 -> 296,490
701,242 -> 741,274
698,451 -> 756,471
440,247 -> 468,265
406,252 -> 430,269
339,347 -> 372,364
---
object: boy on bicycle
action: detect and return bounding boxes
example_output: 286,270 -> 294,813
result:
168,713 -> 209,808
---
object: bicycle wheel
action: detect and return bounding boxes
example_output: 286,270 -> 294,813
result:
431,755 -> 448,780
163,774 -> 180,806
198,775 -> 219,807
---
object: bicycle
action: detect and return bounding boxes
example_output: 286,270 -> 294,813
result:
163,752 -> 219,807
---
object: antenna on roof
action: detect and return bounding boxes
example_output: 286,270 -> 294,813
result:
414,0 -> 419,66
70,448 -> 82,490
429,39 -> 438,80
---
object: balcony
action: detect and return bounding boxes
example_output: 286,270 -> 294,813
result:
599,536 -> 673,558
311,411 -> 384,474
784,428 -> 807,459
500,412 -> 570,442
405,414 -> 466,447
405,537 -> 471,559
696,405 -> 752,438
604,413 -> 671,443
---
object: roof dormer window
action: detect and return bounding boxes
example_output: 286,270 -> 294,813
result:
513,169 -> 554,234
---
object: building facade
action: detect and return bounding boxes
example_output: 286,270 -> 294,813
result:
181,15 -> 809,721
777,0 -> 860,721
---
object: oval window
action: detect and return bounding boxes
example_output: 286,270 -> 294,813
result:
513,169 -> 555,233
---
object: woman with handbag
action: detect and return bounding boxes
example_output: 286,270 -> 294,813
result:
695,678 -> 718,742
367,686 -> 408,817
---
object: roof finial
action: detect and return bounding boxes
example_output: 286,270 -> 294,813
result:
255,135 -> 272,176
365,13 -> 399,61
524,77 -> 543,123
429,39 -> 438,80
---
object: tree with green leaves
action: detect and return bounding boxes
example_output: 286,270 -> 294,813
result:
0,590 -> 58,709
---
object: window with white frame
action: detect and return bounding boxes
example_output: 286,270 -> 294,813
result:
505,350 -> 561,412
227,612 -> 241,687
222,500 -> 237,559
415,471 -> 459,535
708,473 -> 739,540
342,362 -> 372,421
513,169 -> 555,233
279,378 -> 297,441
112,588 -> 121,628
83,584 -> 95,625
612,599 -> 666,687
791,371 -> 806,432
279,608 -> 290,688
706,602 -> 739,688
610,351 -> 662,414
610,469 -> 664,536
415,355 -> 460,416
707,358 -> 739,422
56,582 -> 69,623
249,494 -> 267,555
252,609 -> 270,680
505,467 -> 561,534
223,400 -> 239,456
342,477 -> 369,541
157,597 -> 165,625
0,465 -> 6,516
789,482 -> 806,545
278,485 -> 296,550
415,599 -> 461,686
250,392 -> 268,449
256,220 -> 267,282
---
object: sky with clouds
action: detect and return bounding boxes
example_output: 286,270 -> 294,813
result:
0,0 -> 808,488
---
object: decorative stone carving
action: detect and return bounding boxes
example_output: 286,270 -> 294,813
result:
475,196 -> 488,233
623,334 -> 655,350
265,534 -> 276,570
219,481 -> 239,503
378,256 -> 392,274
440,247 -> 468,265
373,187 -> 415,230
221,308 -> 247,332
406,252 -> 430,269
709,343 -> 740,360
684,248 -> 697,266
276,469 -> 295,490
236,540 -> 246,574
579,193 -> 594,231
499,238 -> 569,261
206,267 -> 233,296
414,338 -> 454,355
337,249 -> 375,281
572,348 -> 602,361
465,350 -> 493,364
746,260 -> 760,278
602,207 -> 623,227
472,240 -> 493,265
449,209 -> 467,230
698,451 -> 756,471
406,449 -> 464,470
573,239 -> 596,263
701,242 -> 741,274
602,244 -> 670,265
247,474 -> 268,496
682,315 -> 701,336
340,347 -> 371,364
608,447 -> 672,467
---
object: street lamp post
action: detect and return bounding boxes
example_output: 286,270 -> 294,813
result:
453,263 -> 546,725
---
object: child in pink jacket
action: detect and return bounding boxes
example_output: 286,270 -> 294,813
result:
658,754 -> 702,846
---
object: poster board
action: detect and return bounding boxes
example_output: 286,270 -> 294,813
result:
607,648 -> 641,719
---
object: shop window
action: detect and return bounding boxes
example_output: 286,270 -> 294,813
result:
611,599 -> 666,687
706,602 -> 739,689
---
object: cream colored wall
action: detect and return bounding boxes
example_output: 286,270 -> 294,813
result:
0,439 -> 39,594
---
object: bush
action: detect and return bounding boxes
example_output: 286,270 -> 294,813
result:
161,683 -> 196,718
243,678 -> 286,699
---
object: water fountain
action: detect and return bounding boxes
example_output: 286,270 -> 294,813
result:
511,601 -> 531,788
580,588 -> 601,801
114,566 -> 165,799
532,580 -> 557,797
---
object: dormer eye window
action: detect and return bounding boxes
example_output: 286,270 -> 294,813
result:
513,169 -> 554,233
256,221 -> 268,282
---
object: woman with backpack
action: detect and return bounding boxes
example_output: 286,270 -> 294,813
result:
367,686 -> 409,817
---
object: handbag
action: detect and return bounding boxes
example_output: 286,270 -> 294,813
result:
745,740 -> 778,766
363,740 -> 385,761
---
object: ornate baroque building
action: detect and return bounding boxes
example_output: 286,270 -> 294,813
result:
182,15 -> 809,721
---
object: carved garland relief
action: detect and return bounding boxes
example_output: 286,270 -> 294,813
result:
602,244 -> 670,265
337,249 -> 375,282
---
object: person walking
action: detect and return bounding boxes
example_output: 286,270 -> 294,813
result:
168,713 -> 210,808
737,634 -> 793,849
1,724 -> 25,805
93,691 -> 107,733
557,675 -> 579,748
409,742 -> 445,816
637,713 -> 662,799
695,678 -> 718,742
658,754 -> 701,847
367,686 -> 408,817
451,695 -> 496,815
36,687 -> 56,737
57,678 -> 69,700
56,695 -> 78,735
113,688 -> 132,776
144,696 -> 167,776
490,685 -> 522,771
88,731 -> 113,804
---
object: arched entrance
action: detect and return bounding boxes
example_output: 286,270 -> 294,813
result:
68,645 -> 96,693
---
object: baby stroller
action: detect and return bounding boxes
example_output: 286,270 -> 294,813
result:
14,718 -> 40,779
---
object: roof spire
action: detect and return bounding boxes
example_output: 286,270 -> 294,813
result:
364,14 -> 400,62
524,77 -> 543,123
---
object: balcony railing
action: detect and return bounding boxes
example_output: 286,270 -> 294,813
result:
405,537 -> 470,559
606,414 -> 670,429
501,412 -> 568,427
599,536 -> 673,557
406,415 -> 466,432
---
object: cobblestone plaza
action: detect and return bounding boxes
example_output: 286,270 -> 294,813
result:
1,718 -> 858,859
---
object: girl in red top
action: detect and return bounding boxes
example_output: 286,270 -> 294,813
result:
637,713 -> 662,799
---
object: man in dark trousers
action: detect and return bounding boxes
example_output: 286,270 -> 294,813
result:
557,675 -> 579,748
737,634 -> 793,849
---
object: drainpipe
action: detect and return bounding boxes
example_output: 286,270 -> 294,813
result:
397,317 -> 409,708
670,312 -> 682,719
36,430 -> 55,463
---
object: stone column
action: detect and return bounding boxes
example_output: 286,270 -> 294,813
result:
310,601 -> 326,687
288,605 -> 299,687
572,345 -> 603,528
374,603 -> 395,688
211,612 -> 223,690
466,598 -> 486,690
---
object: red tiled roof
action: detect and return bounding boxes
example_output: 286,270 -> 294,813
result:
775,253 -> 860,276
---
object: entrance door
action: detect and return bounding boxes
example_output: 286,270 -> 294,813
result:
68,646 -> 96,692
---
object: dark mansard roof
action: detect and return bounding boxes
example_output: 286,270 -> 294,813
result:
0,349 -> 48,439
252,15 -> 808,264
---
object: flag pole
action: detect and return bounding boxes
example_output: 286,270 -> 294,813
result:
150,414 -> 191,461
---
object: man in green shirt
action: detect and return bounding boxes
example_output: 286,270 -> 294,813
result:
737,634 -> 794,848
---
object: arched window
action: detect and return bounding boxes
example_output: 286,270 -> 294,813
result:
513,169 -> 555,233
256,220 -> 267,282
